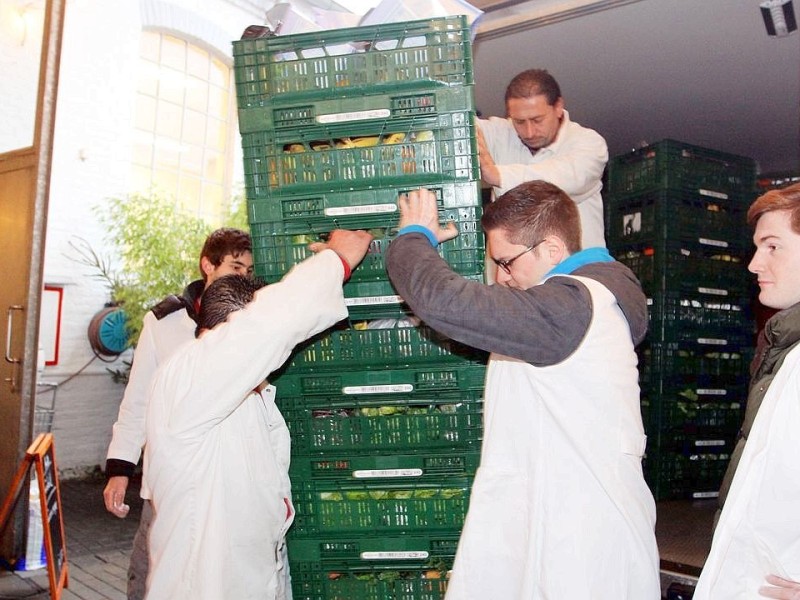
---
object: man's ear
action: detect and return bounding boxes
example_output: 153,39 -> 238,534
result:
554,97 -> 565,120
200,256 -> 215,277
542,235 -> 568,266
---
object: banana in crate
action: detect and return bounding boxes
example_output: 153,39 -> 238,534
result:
282,131 -> 434,153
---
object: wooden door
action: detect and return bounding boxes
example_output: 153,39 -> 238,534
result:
0,0 -> 65,562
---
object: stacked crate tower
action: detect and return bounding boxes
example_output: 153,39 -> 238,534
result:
605,139 -> 758,501
233,17 -> 487,600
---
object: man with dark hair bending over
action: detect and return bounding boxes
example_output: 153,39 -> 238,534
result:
103,227 -> 253,600
143,229 -> 372,600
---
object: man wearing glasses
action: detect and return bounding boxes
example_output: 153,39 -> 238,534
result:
386,181 -> 659,599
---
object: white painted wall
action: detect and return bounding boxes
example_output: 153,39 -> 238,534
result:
28,0 -> 275,477
3,0 -> 375,477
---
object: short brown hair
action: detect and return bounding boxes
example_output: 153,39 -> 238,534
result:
747,182 -> 800,234
199,228 -> 252,282
482,180 -> 582,254
504,69 -> 562,107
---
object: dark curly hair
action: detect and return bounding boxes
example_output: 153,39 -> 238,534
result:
195,274 -> 266,337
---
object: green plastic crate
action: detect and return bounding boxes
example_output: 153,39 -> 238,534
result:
609,139 -> 756,198
606,186 -> 751,248
251,210 -> 483,284
278,391 -> 483,455
255,260 -> 483,322
644,437 -> 733,500
286,320 -> 487,373
291,478 -> 471,537
275,363 -> 486,396
646,291 -> 753,346
291,568 -> 450,600
288,534 -> 459,572
238,86 -> 474,133
289,451 -> 481,482
641,393 -> 744,438
248,180 -> 480,223
247,180 -> 482,224
612,238 -> 752,297
241,110 -> 476,196
638,341 -> 749,390
250,198 -> 484,319
233,16 -> 473,106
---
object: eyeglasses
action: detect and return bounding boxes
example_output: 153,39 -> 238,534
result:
492,240 -> 544,274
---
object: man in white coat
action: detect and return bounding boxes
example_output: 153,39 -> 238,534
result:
143,229 -> 372,600
694,182 -> 800,600
477,68 -> 608,250
386,182 -> 659,599
103,227 -> 253,600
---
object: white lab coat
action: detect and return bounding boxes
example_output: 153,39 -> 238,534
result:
478,110 -> 608,249
144,251 -> 348,600
444,277 -> 660,599
107,303 -> 196,498
693,343 -> 800,599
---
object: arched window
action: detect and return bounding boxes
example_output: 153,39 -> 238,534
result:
132,31 -> 236,223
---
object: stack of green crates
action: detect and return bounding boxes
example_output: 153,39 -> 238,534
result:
233,16 -> 487,599
605,139 -> 757,500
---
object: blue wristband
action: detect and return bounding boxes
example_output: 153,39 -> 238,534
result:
397,224 -> 438,247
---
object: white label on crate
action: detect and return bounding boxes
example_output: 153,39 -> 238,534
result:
353,469 -> 423,479
693,491 -> 720,499
325,204 -> 397,217
699,189 -> 729,200
621,212 -> 642,236
361,551 -> 429,560
695,439 -> 726,447
698,287 -> 729,296
699,238 -> 729,248
343,384 -> 414,395
696,388 -> 727,396
345,295 -> 403,306
698,338 -> 727,345
316,109 -> 391,124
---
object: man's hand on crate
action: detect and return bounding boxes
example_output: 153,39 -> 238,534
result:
309,229 -> 373,276
398,188 -> 459,244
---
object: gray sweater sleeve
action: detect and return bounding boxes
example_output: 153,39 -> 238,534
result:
385,233 -> 593,366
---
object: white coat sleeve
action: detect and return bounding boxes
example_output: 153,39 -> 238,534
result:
162,249 -> 348,433
106,311 -> 159,465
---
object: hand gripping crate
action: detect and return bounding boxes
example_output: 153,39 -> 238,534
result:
249,190 -> 484,285
248,180 -> 481,225
608,139 -> 756,198
285,318 -> 487,374
250,190 -> 484,319
233,16 -> 474,107
240,107 -> 477,197
291,477 -> 472,538
287,534 -> 459,600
